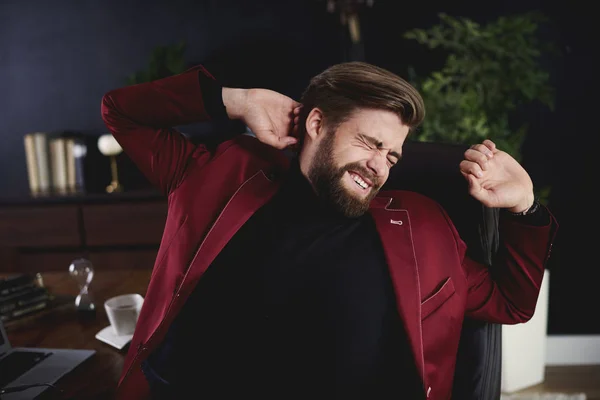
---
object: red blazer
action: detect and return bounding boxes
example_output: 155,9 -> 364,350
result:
101,65 -> 558,400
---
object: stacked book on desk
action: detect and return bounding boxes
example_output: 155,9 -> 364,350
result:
0,273 -> 51,322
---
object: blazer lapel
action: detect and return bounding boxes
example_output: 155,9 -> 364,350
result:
369,198 -> 426,387
184,170 -> 281,288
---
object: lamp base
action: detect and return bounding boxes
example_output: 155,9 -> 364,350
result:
106,181 -> 123,193
106,155 -> 123,193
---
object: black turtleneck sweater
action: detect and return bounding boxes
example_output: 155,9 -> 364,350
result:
143,161 -> 422,399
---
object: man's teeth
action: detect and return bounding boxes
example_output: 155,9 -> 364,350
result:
352,174 -> 368,189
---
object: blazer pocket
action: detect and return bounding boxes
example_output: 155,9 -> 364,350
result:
421,277 -> 456,321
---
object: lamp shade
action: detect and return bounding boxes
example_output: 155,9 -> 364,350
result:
97,134 -> 123,156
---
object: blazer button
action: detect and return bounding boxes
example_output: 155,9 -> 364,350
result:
427,386 -> 432,398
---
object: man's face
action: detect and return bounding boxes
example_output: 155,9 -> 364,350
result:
308,108 -> 409,217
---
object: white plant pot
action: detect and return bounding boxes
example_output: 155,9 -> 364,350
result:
501,268 -> 550,393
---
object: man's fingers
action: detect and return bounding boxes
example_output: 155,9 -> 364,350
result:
463,149 -> 490,171
292,124 -> 300,137
482,139 -> 497,153
468,143 -> 494,159
256,131 -> 289,149
271,135 -> 297,149
461,171 -> 482,195
460,159 -> 484,178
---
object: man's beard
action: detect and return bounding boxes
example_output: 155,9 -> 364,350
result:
307,132 -> 382,218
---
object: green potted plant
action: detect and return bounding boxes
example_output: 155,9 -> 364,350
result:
404,12 -> 559,203
127,41 -> 188,85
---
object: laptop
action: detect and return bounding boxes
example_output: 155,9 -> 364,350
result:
0,319 -> 95,399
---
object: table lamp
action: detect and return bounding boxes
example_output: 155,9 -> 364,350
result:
97,133 -> 123,193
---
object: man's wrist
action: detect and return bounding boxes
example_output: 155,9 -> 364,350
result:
503,198 -> 549,226
507,194 -> 535,214
507,199 -> 540,216
222,88 -> 247,120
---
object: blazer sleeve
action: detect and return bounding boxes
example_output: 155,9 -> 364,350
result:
456,205 -> 559,323
101,65 -> 226,195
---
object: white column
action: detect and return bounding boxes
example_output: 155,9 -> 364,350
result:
501,268 -> 550,393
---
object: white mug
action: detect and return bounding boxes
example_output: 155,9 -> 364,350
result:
104,293 -> 144,336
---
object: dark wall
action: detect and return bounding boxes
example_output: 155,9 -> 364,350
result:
1,0 -> 597,334
0,0 -> 342,196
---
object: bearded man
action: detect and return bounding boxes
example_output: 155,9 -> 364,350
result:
101,62 -> 557,400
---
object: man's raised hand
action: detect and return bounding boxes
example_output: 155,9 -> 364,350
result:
223,87 -> 302,150
459,139 -> 535,213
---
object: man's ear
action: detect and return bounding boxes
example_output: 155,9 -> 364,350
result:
305,108 -> 325,142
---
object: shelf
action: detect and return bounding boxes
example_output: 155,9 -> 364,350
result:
0,190 -> 168,272
0,189 -> 165,207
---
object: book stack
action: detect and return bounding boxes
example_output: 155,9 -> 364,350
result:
22,132 -> 112,196
23,132 -> 86,196
0,274 -> 52,323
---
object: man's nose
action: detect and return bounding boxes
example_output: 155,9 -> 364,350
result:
366,154 -> 387,179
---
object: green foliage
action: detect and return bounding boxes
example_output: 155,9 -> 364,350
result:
127,41 -> 188,85
404,12 -> 559,204
404,12 -> 557,161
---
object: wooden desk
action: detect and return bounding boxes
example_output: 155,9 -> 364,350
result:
3,269 -> 152,399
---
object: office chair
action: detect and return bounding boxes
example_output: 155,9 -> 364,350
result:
383,139 -> 502,400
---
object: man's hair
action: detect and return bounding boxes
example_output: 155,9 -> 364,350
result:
299,61 -> 425,139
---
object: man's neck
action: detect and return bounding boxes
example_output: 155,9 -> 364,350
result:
297,148 -> 318,194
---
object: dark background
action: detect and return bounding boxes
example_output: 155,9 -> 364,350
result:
0,0 -> 597,335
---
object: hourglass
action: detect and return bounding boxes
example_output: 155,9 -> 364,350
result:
68,258 -> 96,314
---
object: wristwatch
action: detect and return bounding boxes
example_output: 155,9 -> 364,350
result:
507,199 -> 540,216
